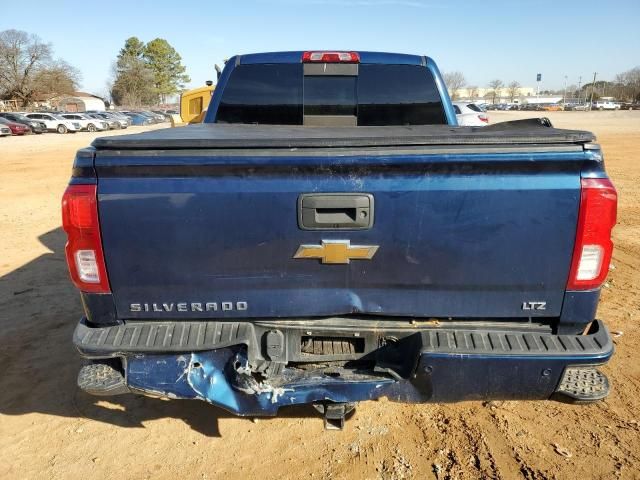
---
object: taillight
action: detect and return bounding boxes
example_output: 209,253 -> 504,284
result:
302,51 -> 360,63
62,184 -> 111,293
479,115 -> 489,123
567,178 -> 617,290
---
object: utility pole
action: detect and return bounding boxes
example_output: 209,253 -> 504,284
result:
589,72 -> 597,110
563,75 -> 568,105
577,76 -> 582,103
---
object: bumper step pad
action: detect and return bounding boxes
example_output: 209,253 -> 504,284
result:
553,366 -> 610,403
77,362 -> 130,396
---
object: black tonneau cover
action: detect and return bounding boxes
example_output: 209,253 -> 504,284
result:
92,119 -> 595,150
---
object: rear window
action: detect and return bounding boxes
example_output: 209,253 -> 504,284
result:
215,63 -> 447,125
357,64 -> 447,125
466,104 -> 483,112
216,64 -> 303,124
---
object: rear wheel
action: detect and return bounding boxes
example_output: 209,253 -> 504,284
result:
87,123 -> 96,132
57,124 -> 67,134
115,122 -> 122,129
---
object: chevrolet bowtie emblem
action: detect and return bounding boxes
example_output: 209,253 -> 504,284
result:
294,240 -> 379,264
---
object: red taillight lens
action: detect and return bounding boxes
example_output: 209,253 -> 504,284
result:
567,178 -> 617,290
479,115 -> 489,123
302,51 -> 360,63
62,184 -> 111,293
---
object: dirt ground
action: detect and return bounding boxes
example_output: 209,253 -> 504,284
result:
0,112 -> 638,480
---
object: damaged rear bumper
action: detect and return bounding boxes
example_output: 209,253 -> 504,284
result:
73,318 -> 613,415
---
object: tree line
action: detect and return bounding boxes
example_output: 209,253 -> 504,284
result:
444,68 -> 640,103
110,37 -> 190,107
0,29 -> 80,106
444,72 -> 521,103
0,30 -> 190,108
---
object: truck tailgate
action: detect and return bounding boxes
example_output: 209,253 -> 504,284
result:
93,124 -> 590,320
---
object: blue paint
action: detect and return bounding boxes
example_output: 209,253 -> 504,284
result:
425,56 -> 457,125
98,152 -> 584,320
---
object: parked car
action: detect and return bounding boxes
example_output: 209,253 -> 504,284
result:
564,103 -> 590,111
108,111 -> 132,125
86,111 -> 129,128
617,102 -> 640,110
122,112 -> 152,126
0,124 -> 11,137
105,112 -> 130,128
141,110 -> 167,122
24,113 -> 80,133
85,113 -> 123,130
0,112 -> 47,133
453,102 -> 489,126
541,104 -> 564,111
127,111 -> 157,123
66,50 -> 618,428
592,100 -> 620,110
0,116 -> 31,135
152,110 -> 172,121
129,110 -> 163,123
61,114 -> 109,132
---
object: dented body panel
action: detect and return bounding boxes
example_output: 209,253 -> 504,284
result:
121,318 -> 613,415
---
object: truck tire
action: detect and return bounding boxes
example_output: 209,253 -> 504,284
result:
87,123 -> 96,132
57,124 -> 68,134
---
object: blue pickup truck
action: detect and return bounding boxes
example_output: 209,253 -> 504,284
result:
64,51 -> 617,429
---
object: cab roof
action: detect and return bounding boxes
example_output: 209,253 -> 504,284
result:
237,51 -> 426,66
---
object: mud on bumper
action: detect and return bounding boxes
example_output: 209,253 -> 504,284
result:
73,318 -> 613,415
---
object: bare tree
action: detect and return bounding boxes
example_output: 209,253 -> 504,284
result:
443,71 -> 466,100
32,60 -> 81,97
615,67 -> 640,102
507,81 -> 521,102
487,79 -> 504,104
467,85 -> 479,101
0,29 -> 53,105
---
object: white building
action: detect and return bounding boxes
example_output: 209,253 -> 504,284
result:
59,92 -> 106,112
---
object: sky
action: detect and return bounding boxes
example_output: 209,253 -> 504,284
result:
1,0 -> 639,96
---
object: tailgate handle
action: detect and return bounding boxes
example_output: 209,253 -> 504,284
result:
298,193 -> 374,230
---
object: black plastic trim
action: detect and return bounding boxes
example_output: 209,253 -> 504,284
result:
74,318 -> 613,362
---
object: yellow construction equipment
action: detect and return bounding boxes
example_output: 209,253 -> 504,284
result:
177,82 -> 215,125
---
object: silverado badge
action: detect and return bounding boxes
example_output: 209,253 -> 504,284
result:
294,240 -> 379,264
